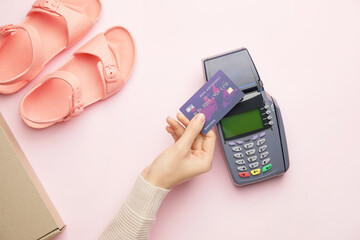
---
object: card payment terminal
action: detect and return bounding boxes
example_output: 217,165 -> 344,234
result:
202,48 -> 290,186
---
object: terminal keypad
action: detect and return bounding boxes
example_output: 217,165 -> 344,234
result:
228,131 -> 272,178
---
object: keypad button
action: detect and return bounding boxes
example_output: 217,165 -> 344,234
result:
264,105 -> 270,109
257,139 -> 266,146
260,132 -> 266,138
249,162 -> 259,169
245,149 -> 256,156
269,121 -> 274,126
239,172 -> 250,178
234,153 -> 244,159
237,166 -> 247,171
236,140 -> 243,145
260,151 -> 269,159
262,164 -> 272,172
251,168 -> 261,176
247,156 -> 257,162
232,146 -> 242,152
244,142 -> 254,149
259,145 -> 268,153
262,158 -> 271,165
266,110 -> 271,115
229,142 -> 236,146
252,135 -> 258,141
236,159 -> 245,165
267,116 -> 272,120
244,138 -> 251,142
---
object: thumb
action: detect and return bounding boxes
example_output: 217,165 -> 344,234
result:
177,113 -> 205,148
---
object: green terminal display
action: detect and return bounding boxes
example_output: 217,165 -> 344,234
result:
220,108 -> 264,139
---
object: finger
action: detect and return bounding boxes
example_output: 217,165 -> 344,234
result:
176,112 -> 190,127
202,128 -> 217,155
165,125 -> 176,135
166,126 -> 179,141
177,112 -> 203,149
177,113 -> 205,149
199,130 -> 216,171
166,116 -> 185,138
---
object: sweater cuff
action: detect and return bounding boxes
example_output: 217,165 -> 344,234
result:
126,174 -> 170,220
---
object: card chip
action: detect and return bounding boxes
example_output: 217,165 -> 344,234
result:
186,104 -> 195,113
227,87 -> 233,94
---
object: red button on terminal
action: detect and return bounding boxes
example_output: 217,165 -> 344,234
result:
239,172 -> 250,178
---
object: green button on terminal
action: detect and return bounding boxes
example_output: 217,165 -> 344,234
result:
262,164 -> 272,172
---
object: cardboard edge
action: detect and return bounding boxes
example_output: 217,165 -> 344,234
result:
38,226 -> 66,240
0,113 -> 65,232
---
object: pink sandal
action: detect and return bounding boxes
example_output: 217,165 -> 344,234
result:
19,26 -> 136,129
0,0 -> 102,94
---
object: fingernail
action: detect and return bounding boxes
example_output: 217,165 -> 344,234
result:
195,113 -> 205,123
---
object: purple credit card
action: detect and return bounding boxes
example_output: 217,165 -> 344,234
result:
180,70 -> 245,135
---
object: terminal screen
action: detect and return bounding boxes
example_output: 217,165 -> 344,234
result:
221,108 -> 264,139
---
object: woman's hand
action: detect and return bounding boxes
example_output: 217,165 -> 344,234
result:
142,113 -> 216,189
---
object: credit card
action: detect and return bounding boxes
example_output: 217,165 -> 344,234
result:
180,70 -> 245,135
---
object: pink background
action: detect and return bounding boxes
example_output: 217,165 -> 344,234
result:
1,0 -> 360,239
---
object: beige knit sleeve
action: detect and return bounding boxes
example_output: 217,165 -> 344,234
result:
99,174 -> 170,240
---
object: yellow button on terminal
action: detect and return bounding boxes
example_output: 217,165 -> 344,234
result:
251,168 -> 261,176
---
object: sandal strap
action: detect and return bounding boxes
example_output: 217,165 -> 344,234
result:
0,24 -> 17,38
30,0 -> 94,46
33,70 -> 83,123
75,33 -> 124,99
0,24 -> 42,86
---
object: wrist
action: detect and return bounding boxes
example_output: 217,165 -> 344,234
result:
142,167 -> 172,189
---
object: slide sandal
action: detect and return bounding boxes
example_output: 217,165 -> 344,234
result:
19,26 -> 136,129
0,0 -> 102,94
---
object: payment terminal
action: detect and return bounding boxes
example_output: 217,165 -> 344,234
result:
202,48 -> 290,186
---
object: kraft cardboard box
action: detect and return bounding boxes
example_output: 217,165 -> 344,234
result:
0,113 -> 65,240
